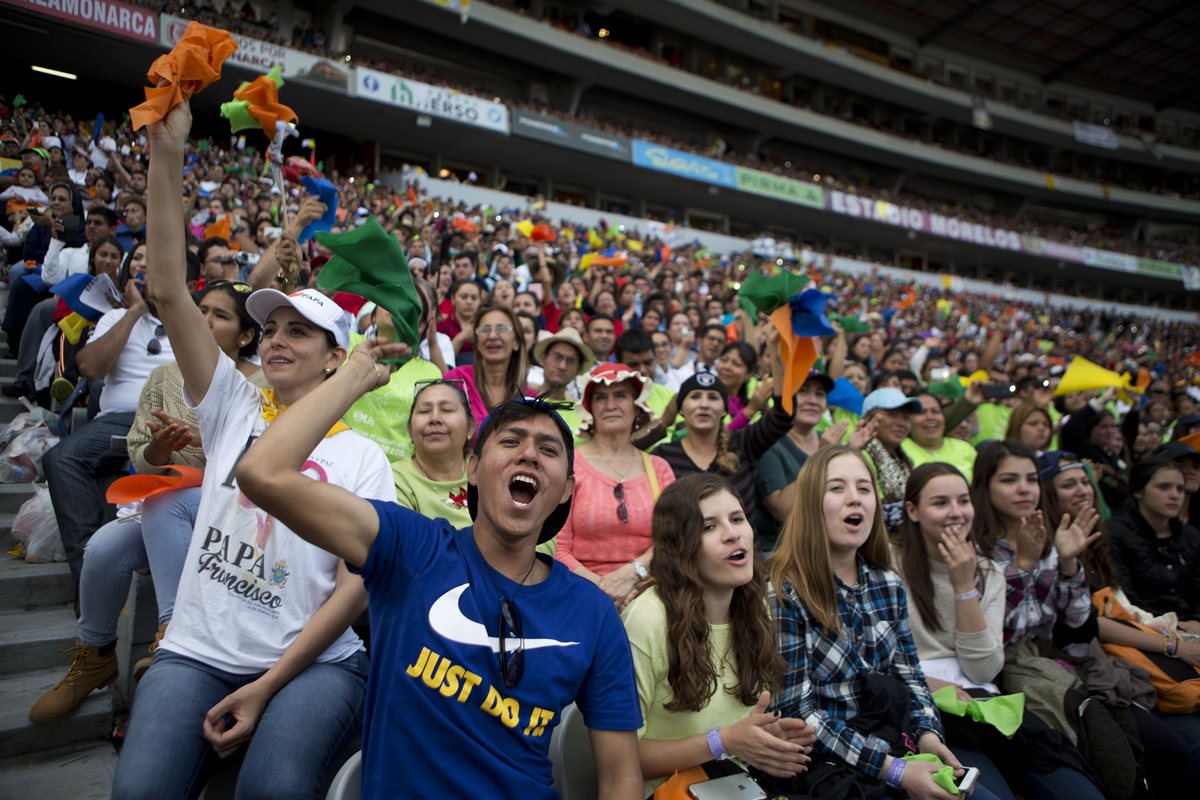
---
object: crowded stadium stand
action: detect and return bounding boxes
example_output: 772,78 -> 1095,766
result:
1,0 -> 1200,797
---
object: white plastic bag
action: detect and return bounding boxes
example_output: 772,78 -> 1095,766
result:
0,398 -> 53,450
11,486 -> 64,563
0,424 -> 60,483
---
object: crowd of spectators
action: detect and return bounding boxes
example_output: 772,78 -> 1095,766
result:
5,63 -> 1200,799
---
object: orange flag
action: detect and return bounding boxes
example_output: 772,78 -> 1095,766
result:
130,22 -> 237,130
770,305 -> 817,415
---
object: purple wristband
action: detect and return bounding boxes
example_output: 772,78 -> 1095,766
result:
885,758 -> 906,789
706,728 -> 727,761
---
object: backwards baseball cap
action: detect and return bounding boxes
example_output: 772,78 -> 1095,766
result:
245,288 -> 351,350
678,370 -> 728,411
1037,450 -> 1085,481
467,396 -> 576,544
862,387 -> 923,416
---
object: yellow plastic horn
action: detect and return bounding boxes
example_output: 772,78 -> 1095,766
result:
1053,356 -> 1142,402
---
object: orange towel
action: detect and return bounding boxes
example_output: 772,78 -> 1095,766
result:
107,466 -> 204,505
227,70 -> 297,134
771,305 -> 818,415
130,22 -> 237,130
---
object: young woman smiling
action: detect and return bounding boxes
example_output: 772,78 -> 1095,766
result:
901,391 -> 978,482
622,473 -> 813,796
438,278 -> 482,357
895,463 -> 1105,800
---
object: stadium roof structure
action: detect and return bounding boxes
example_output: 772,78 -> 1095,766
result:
824,0 -> 1200,112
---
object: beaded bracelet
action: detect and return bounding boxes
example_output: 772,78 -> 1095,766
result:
885,757 -> 907,789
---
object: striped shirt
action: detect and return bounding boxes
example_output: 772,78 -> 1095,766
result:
770,558 -> 943,779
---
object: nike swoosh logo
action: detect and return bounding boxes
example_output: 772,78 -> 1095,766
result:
429,583 -> 579,653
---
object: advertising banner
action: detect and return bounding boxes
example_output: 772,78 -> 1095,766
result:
355,67 -> 509,134
735,167 -> 824,209
630,141 -> 736,188
1082,248 -> 1137,273
827,190 -> 1022,251
511,111 -> 630,162
160,14 -> 350,89
1073,121 -> 1119,150
1136,258 -> 1183,280
2,0 -> 157,43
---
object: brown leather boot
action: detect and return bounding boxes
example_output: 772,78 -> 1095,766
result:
133,623 -> 167,681
29,642 -> 117,722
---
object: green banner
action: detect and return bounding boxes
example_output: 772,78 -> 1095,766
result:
1137,258 -> 1183,279
735,167 -> 825,209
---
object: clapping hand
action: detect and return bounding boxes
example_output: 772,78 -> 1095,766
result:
938,524 -> 978,595
1013,511 -> 1047,570
847,415 -> 880,450
1054,506 -> 1101,561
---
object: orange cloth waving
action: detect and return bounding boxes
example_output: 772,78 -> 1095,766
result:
221,68 -> 298,135
130,22 -> 237,130
770,305 -> 818,415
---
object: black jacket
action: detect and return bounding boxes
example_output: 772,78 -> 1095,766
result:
1107,509 -> 1200,619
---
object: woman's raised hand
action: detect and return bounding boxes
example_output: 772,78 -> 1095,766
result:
1013,511 -> 1047,569
938,524 -> 977,595
1054,506 -> 1102,562
722,691 -> 811,779
819,419 -> 850,449
847,415 -> 879,450
348,336 -> 412,392
147,99 -> 192,154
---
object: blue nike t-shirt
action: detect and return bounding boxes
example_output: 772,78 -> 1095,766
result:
354,500 -> 642,799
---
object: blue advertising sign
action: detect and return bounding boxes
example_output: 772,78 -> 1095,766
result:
630,141 -> 737,188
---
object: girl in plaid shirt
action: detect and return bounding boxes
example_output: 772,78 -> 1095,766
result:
765,447 -> 993,800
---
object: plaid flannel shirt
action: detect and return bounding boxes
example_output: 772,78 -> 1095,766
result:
991,539 -> 1091,645
769,558 -> 943,780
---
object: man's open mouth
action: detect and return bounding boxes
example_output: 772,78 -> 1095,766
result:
509,474 -> 539,507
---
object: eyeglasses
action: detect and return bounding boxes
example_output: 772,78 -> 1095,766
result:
207,280 -> 252,293
544,351 -> 579,367
498,597 -> 524,689
146,324 -> 166,356
477,324 -> 512,336
613,483 -> 628,524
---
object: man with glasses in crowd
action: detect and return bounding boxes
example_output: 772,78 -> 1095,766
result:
43,270 -> 176,595
531,327 -> 595,432
236,342 -> 643,799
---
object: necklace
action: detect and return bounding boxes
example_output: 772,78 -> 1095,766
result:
590,448 -> 638,483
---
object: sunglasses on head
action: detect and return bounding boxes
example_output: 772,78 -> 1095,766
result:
207,280 -> 252,293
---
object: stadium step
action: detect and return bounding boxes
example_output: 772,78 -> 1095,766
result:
0,348 -> 127,794
0,741 -> 117,800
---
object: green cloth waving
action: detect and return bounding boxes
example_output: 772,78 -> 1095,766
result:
315,217 -> 420,365
933,686 -> 1025,737
738,270 -> 810,315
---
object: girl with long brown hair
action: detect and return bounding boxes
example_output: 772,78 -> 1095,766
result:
765,446 -> 984,800
621,473 -> 811,795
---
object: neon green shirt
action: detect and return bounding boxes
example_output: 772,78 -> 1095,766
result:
902,437 -> 978,483
391,456 -> 471,529
343,334 -> 442,462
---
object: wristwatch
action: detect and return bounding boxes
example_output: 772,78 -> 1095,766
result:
631,559 -> 649,580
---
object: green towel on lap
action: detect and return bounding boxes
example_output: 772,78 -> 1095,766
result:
932,686 -> 1025,737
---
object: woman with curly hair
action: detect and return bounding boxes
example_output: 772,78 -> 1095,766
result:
622,472 -> 813,795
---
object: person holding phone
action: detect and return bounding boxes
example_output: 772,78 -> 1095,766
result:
623,473 -> 813,797
764,447 -> 995,800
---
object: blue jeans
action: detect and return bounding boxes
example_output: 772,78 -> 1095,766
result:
1152,708 -> 1200,782
77,487 -> 200,646
43,411 -> 136,583
112,649 -> 367,800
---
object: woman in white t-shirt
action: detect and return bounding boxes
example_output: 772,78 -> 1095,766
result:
113,101 -> 395,800
621,472 -> 813,796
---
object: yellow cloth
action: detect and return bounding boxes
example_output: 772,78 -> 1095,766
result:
259,387 -> 349,438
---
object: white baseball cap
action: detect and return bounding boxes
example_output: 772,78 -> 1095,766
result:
246,288 -> 351,350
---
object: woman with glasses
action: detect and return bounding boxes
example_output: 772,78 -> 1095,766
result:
555,363 -> 676,608
622,473 -> 813,796
31,279 -> 263,722
112,102 -> 394,799
393,379 -> 473,529
442,304 -> 527,430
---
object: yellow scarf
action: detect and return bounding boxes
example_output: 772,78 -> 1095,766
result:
260,388 -> 350,438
